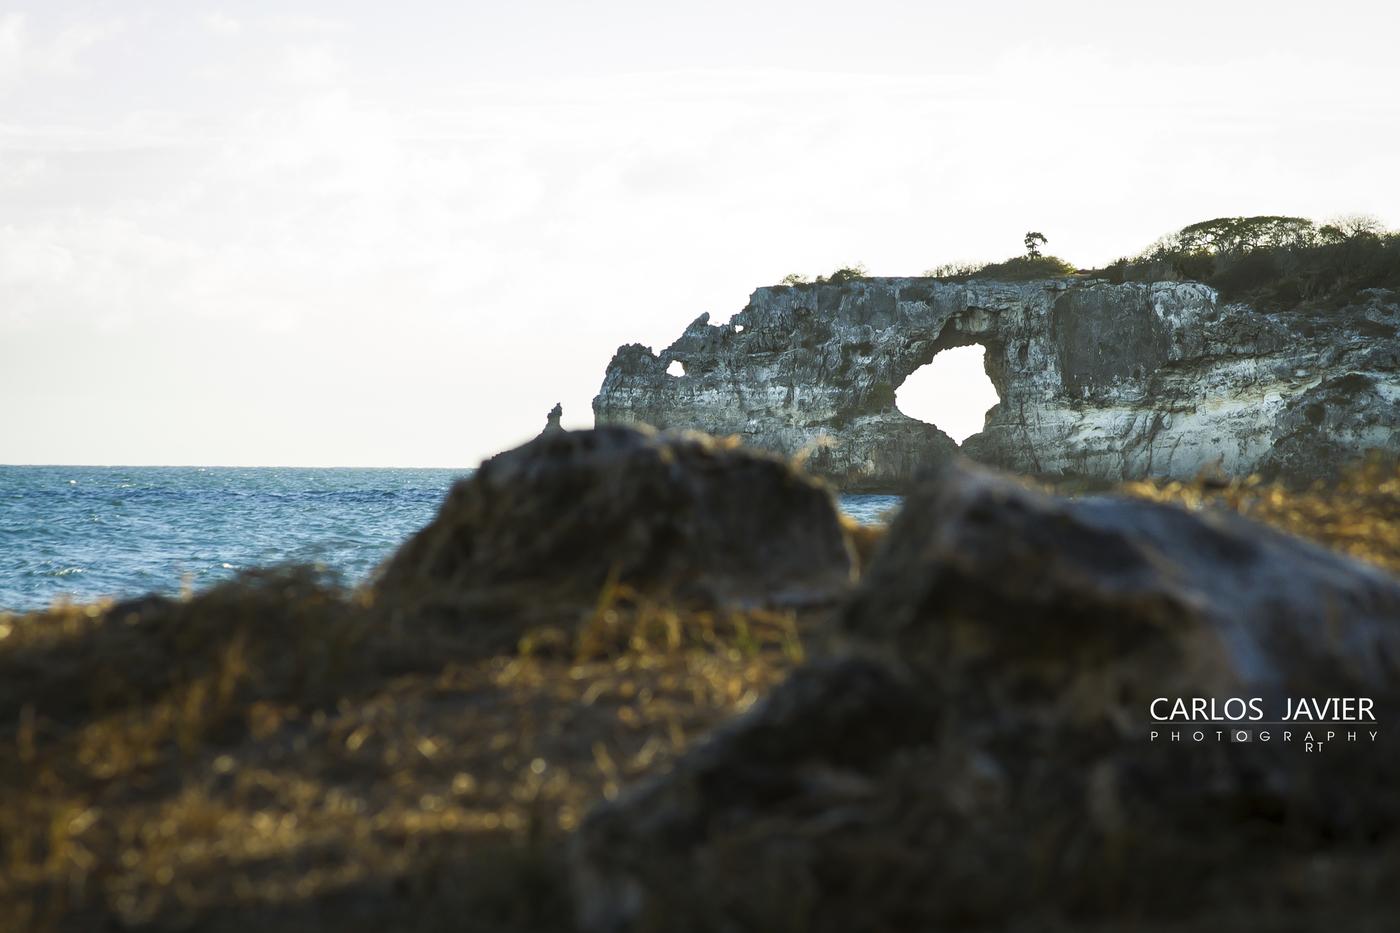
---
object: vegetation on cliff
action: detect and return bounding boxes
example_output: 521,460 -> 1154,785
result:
780,264 -> 869,287
924,229 -> 1079,281
926,254 -> 1078,281
1100,214 -> 1400,308
911,214 -> 1399,304
773,213 -> 1398,304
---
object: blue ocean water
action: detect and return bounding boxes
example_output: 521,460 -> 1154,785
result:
0,466 -> 900,612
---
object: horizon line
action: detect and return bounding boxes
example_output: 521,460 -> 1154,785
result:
0,462 -> 478,471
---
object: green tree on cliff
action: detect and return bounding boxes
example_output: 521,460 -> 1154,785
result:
1024,231 -> 1048,259
1099,214 -> 1400,307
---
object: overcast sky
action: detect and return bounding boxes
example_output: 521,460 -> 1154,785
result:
2,1 -> 1397,466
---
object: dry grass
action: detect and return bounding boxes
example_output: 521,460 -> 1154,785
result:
3,456 -> 1397,931
0,568 -> 817,932
1119,455 -> 1400,575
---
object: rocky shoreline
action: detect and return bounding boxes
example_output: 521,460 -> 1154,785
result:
3,426 -> 1399,931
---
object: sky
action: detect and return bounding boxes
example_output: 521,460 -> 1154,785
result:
2,0 -> 1397,466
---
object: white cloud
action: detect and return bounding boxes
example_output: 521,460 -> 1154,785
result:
0,153 -> 44,188
0,13 -> 114,93
0,2 -> 1397,465
274,43 -> 345,86
263,14 -> 348,35
203,12 -> 242,37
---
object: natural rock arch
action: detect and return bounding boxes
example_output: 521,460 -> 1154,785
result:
593,277 -> 1400,489
895,344 -> 1000,446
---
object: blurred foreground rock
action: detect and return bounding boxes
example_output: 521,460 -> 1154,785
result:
0,428 -> 854,933
375,426 -> 855,631
10,430 -> 1400,932
574,459 -> 1400,932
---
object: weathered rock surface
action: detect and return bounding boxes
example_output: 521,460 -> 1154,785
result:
573,459 -> 1400,931
541,401 -> 564,435
374,426 -> 854,622
592,279 -> 1400,489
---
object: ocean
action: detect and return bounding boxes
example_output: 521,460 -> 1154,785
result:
0,466 -> 901,612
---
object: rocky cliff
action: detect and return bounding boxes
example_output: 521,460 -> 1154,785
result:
593,278 -> 1400,489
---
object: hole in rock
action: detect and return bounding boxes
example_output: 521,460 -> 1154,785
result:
666,359 -> 686,377
733,324 -> 745,333
895,345 -> 999,445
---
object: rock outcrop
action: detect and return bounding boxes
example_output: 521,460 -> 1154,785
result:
12,423 -> 1400,932
541,402 -> 564,435
375,426 -> 855,625
573,458 -> 1400,932
592,279 -> 1400,489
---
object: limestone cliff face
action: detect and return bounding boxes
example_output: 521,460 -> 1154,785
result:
592,278 -> 1400,489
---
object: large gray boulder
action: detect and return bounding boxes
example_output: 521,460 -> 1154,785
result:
572,459 -> 1400,932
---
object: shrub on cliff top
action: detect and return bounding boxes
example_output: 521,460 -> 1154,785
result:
816,263 -> 868,285
1096,214 -> 1400,308
924,260 -> 982,278
1150,215 -> 1318,256
927,255 -> 1077,282
777,265 -> 868,287
973,255 -> 1077,280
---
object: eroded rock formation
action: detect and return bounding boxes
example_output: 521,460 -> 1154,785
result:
592,279 -> 1400,488
541,402 -> 564,435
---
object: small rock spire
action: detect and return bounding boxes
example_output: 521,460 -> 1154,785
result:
543,402 -> 564,434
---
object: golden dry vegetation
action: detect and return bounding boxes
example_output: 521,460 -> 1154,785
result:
1119,455 -> 1400,575
0,568 -> 816,932
2,458 -> 1398,931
